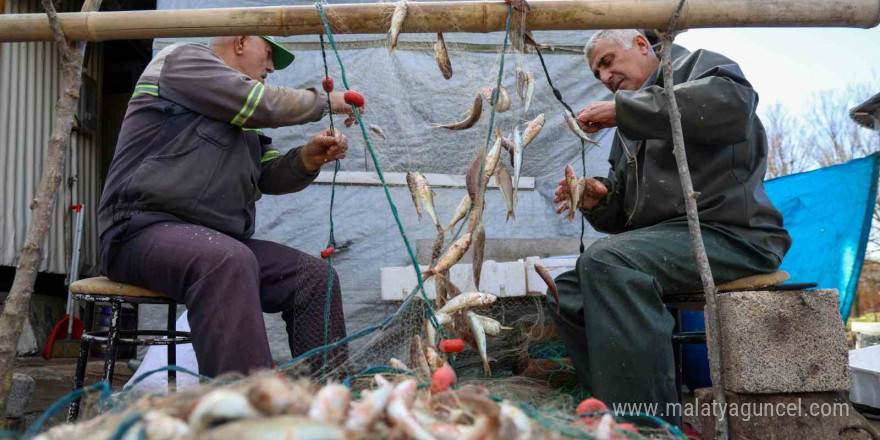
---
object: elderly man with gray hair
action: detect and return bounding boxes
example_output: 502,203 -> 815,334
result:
550,29 -> 791,423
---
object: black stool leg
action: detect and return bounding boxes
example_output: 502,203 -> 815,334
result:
102,301 -> 121,386
66,337 -> 91,422
167,304 -> 176,393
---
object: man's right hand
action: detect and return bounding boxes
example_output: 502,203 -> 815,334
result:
553,177 -> 608,214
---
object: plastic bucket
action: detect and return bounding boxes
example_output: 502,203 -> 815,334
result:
680,310 -> 712,391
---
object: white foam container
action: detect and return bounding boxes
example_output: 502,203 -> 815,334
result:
849,343 -> 880,409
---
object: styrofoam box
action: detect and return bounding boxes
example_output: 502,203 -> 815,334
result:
849,344 -> 880,409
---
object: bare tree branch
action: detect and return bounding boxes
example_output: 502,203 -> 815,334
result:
659,1 -> 728,439
0,0 -> 103,413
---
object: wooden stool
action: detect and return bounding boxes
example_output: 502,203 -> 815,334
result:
663,271 -> 818,406
66,277 -> 191,422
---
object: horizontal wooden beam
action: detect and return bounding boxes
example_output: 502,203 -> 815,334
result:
0,0 -> 878,42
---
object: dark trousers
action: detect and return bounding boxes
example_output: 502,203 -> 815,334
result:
104,220 -> 347,377
548,220 -> 781,424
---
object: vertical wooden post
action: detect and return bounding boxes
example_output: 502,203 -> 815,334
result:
0,0 -> 103,411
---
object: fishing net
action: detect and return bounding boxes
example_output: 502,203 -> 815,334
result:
22,1 -> 688,439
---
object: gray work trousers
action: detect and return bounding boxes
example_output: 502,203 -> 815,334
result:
548,220 -> 781,424
103,218 -> 347,378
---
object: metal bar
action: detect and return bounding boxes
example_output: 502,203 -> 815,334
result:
167,304 -> 176,393
66,338 -> 90,422
101,301 -> 121,387
0,0 -> 878,42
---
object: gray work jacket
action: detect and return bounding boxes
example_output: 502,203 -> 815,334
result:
98,43 -> 328,240
584,45 -> 791,260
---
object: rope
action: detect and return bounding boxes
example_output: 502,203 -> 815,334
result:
318,32 -> 341,381
534,46 -> 589,254
24,382 -> 110,438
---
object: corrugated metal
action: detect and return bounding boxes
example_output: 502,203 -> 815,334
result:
0,0 -> 103,275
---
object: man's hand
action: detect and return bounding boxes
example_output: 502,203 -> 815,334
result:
301,128 -> 348,172
576,101 -> 616,133
553,176 -> 608,213
329,91 -> 366,127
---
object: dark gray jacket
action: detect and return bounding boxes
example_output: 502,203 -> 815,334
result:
584,45 -> 791,260
98,43 -> 328,240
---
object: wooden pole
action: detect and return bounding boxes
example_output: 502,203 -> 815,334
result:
0,0 -> 102,413
0,0 -> 877,42
659,1 -> 728,438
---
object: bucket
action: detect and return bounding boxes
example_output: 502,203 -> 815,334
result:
680,310 -> 712,391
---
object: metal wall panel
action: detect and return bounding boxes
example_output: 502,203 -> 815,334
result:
0,0 -> 103,276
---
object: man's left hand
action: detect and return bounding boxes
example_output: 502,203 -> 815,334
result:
301,128 -> 348,172
577,101 -> 616,133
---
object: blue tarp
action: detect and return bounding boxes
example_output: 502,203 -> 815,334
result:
765,153 -> 880,322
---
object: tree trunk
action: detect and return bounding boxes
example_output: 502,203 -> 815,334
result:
0,0 -> 102,417
659,1 -> 728,439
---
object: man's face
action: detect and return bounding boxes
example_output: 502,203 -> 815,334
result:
235,36 -> 275,84
588,35 -> 656,93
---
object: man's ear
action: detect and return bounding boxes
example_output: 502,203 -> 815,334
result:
634,34 -> 650,55
233,36 -> 247,56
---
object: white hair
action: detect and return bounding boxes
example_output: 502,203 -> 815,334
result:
584,29 -> 648,60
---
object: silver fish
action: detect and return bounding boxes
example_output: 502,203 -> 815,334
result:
369,124 -> 387,139
189,390 -> 261,432
345,376 -> 394,432
198,416 -> 347,440
425,233 -> 472,278
437,292 -> 496,315
466,311 -> 491,376
484,130 -> 503,180
515,67 -> 527,99
482,86 -> 510,113
389,357 -> 410,372
494,164 -> 515,221
563,111 -> 600,146
415,172 -> 441,229
388,0 -> 408,52
446,193 -> 471,232
406,171 -> 422,220
474,314 -> 511,336
432,93 -> 482,130
564,165 -> 580,221
434,32 -> 453,80
512,125 -> 524,204
522,73 -> 535,118
387,380 -> 436,440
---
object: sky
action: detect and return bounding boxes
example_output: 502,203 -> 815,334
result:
675,27 -> 880,116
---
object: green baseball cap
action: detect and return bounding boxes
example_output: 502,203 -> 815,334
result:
260,36 -> 295,70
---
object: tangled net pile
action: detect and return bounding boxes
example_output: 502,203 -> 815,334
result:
22,1 -> 689,439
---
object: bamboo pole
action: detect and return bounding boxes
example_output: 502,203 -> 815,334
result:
0,0 -> 878,42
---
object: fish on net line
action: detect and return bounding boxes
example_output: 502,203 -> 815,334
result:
25,2 -> 687,440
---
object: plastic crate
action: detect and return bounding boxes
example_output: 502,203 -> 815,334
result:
849,344 -> 880,410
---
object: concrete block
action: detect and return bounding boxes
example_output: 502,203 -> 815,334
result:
5,373 -> 35,418
718,289 -> 850,394
695,388 -> 873,440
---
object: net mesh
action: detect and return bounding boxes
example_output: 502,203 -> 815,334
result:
26,2 -> 687,439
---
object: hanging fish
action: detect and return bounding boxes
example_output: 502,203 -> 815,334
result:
515,67 -> 528,100
533,262 -> 561,313
409,335 -> 432,382
474,314 -> 512,336
405,172 -> 422,220
494,164 -> 515,221
484,129 -> 504,180
465,148 -> 483,203
466,311 -> 491,376
424,233 -> 472,278
482,86 -> 511,113
415,173 -> 441,229
522,72 -> 535,117
368,124 -> 387,140
563,111 -> 600,146
434,32 -> 453,80
472,220 -> 486,290
522,113 -> 545,147
512,125 -> 524,204
437,292 -> 497,315
388,0 -> 408,52
564,165 -> 580,221
446,193 -> 471,233
432,93 -> 483,130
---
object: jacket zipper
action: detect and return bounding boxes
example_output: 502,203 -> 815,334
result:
616,130 -> 642,226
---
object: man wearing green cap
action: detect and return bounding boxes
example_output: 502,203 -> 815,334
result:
97,35 -> 364,376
